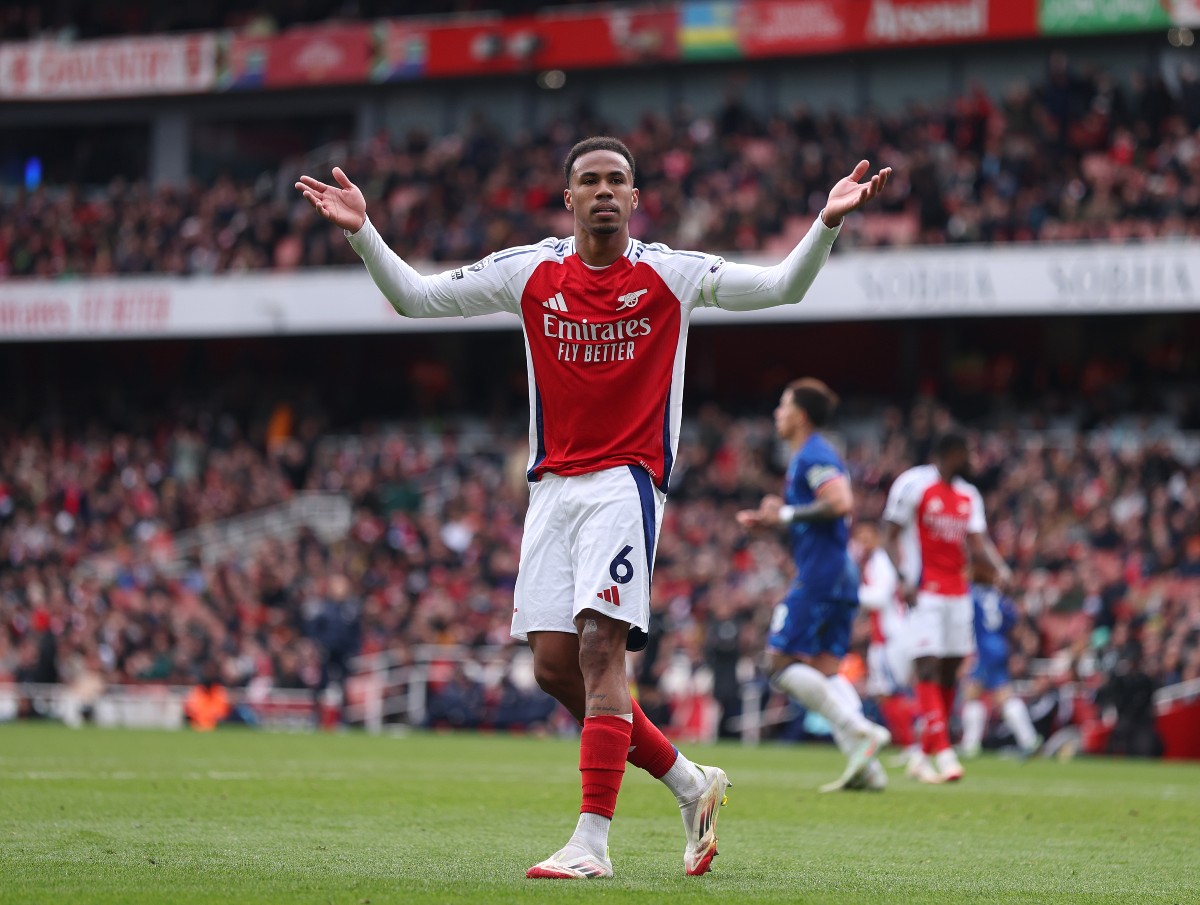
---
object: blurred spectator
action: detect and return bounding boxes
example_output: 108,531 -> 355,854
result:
184,663 -> 232,731
704,596 -> 743,739
427,663 -> 486,729
492,672 -> 558,731
1096,643 -> 1164,757
304,572 -> 362,719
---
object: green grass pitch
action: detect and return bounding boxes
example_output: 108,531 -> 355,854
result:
1,723 -> 1197,904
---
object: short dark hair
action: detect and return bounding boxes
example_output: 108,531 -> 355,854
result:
563,136 -> 636,186
786,378 -> 839,428
933,431 -> 968,457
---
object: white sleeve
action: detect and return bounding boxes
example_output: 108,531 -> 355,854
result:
858,550 -> 897,612
345,218 -> 524,318
645,248 -> 725,314
883,469 -> 919,528
966,483 -> 988,534
697,215 -> 840,312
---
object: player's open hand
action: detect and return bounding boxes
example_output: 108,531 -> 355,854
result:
737,495 -> 785,531
295,167 -> 367,233
821,160 -> 892,228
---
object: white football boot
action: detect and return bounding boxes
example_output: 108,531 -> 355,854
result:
680,764 -> 731,876
935,747 -> 964,782
819,723 -> 892,792
860,758 -> 889,791
906,752 -> 946,784
526,844 -> 613,880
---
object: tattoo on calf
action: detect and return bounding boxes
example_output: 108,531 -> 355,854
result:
586,691 -> 621,715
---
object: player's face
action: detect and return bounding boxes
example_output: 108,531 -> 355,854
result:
565,150 -> 639,236
943,447 -> 971,479
853,523 -> 878,553
774,391 -> 804,440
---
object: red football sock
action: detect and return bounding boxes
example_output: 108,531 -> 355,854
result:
940,684 -> 957,725
880,694 -> 916,748
915,681 -> 950,755
580,715 -> 633,819
626,699 -> 678,779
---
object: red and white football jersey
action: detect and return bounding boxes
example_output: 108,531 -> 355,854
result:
883,463 -> 986,596
347,213 -> 840,489
424,237 -> 724,490
858,547 -> 903,645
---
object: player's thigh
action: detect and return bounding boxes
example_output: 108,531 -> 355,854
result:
815,599 -> 858,660
886,635 -> 914,688
528,631 -> 581,683
767,589 -> 825,659
943,593 -> 975,658
977,657 -> 1010,693
568,466 -> 662,651
512,476 -> 576,638
908,592 -> 948,660
880,613 -> 915,688
868,642 -> 903,697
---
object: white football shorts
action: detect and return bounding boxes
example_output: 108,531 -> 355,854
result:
511,465 -> 664,651
867,638 -> 913,697
907,591 -> 975,659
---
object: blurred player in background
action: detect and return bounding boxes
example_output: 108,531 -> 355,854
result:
853,520 -> 920,766
297,140 -> 890,878
961,583 -> 1041,759
738,380 -> 891,793
883,432 -> 1011,784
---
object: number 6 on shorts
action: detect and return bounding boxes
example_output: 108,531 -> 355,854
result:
609,545 -> 635,584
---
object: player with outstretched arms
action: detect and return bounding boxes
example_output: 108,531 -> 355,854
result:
297,138 -> 889,879
882,432 -> 1012,783
737,380 -> 891,792
960,582 -> 1041,759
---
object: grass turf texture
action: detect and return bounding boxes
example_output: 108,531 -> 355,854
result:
1,724 -> 1197,904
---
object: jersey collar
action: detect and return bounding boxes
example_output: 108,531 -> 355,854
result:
565,237 -> 639,264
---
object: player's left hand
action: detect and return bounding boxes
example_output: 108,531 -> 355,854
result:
295,167 -> 367,233
821,160 -> 892,228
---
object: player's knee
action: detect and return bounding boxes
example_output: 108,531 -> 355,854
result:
576,622 -> 625,677
577,635 -> 618,673
766,653 -> 795,688
768,669 -> 789,693
532,660 -> 576,699
913,657 -> 939,682
811,652 -> 840,676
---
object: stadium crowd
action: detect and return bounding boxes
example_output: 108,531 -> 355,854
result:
2,395 -> 1198,744
4,53 -> 1200,279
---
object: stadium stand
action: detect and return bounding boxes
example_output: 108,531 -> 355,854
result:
2,387 -> 1197,747
4,54 -> 1200,279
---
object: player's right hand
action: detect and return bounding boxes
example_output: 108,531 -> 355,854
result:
994,566 -> 1015,594
736,509 -> 763,530
899,580 -> 919,607
295,167 -> 367,233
